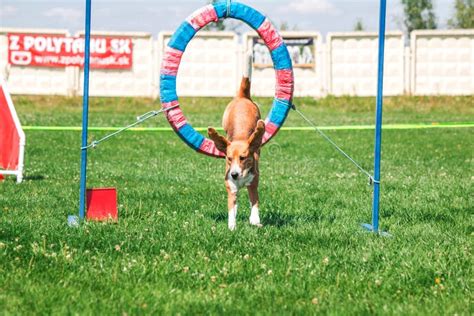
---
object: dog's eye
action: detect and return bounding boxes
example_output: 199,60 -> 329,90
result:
239,156 -> 246,161
226,157 -> 232,162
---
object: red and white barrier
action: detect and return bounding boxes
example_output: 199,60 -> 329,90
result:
0,77 -> 25,183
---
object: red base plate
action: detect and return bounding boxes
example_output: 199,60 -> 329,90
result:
86,188 -> 118,222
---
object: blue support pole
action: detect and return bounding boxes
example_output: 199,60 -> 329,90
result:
362,0 -> 388,235
68,0 -> 92,227
79,0 -> 93,220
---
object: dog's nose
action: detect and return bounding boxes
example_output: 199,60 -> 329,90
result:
231,172 -> 239,180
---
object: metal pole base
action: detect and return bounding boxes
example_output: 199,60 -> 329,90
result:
68,215 -> 80,227
361,223 -> 391,237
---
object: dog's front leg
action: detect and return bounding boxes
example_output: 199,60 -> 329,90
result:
226,184 -> 238,230
248,175 -> 261,226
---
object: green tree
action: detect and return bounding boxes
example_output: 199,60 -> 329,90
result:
279,21 -> 299,31
279,21 -> 290,31
354,18 -> 365,31
448,0 -> 474,29
401,0 -> 437,35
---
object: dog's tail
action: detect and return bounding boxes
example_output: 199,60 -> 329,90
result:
237,50 -> 253,99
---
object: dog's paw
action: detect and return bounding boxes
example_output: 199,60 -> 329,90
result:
228,217 -> 237,231
249,214 -> 261,227
249,206 -> 261,227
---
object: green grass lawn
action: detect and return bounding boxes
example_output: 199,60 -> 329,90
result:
1,95 -> 473,315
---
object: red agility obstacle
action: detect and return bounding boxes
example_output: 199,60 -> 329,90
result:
0,77 -> 25,183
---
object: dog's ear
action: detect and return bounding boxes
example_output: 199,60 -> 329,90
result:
208,127 -> 229,153
248,120 -> 265,153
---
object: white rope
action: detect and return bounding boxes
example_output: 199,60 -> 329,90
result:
81,105 -> 178,150
290,104 -> 378,185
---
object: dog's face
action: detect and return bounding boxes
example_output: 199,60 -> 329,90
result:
208,120 -> 265,180
225,140 -> 255,180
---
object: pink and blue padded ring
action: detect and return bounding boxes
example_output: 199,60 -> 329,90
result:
160,1 -> 294,158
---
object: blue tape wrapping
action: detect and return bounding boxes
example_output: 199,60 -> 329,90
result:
160,75 -> 178,103
212,1 -> 229,18
268,99 -> 291,126
168,21 -> 196,52
213,2 -> 265,30
178,124 -> 205,150
271,44 -> 292,70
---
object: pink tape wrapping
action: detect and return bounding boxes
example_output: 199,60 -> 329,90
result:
199,139 -> 226,157
262,120 -> 279,143
186,5 -> 219,31
161,47 -> 183,76
276,69 -> 294,100
163,101 -> 187,130
257,19 -> 284,51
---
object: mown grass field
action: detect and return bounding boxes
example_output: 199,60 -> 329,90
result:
1,95 -> 473,315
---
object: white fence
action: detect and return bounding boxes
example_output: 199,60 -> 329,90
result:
159,31 -> 239,97
327,32 -> 406,96
1,28 -> 473,97
410,30 -> 474,95
77,31 -> 156,98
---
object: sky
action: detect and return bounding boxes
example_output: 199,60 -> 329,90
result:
0,0 -> 455,36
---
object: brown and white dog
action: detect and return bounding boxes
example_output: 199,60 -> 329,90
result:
208,53 -> 265,230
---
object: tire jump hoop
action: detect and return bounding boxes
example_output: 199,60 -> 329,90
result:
160,0 -> 295,158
